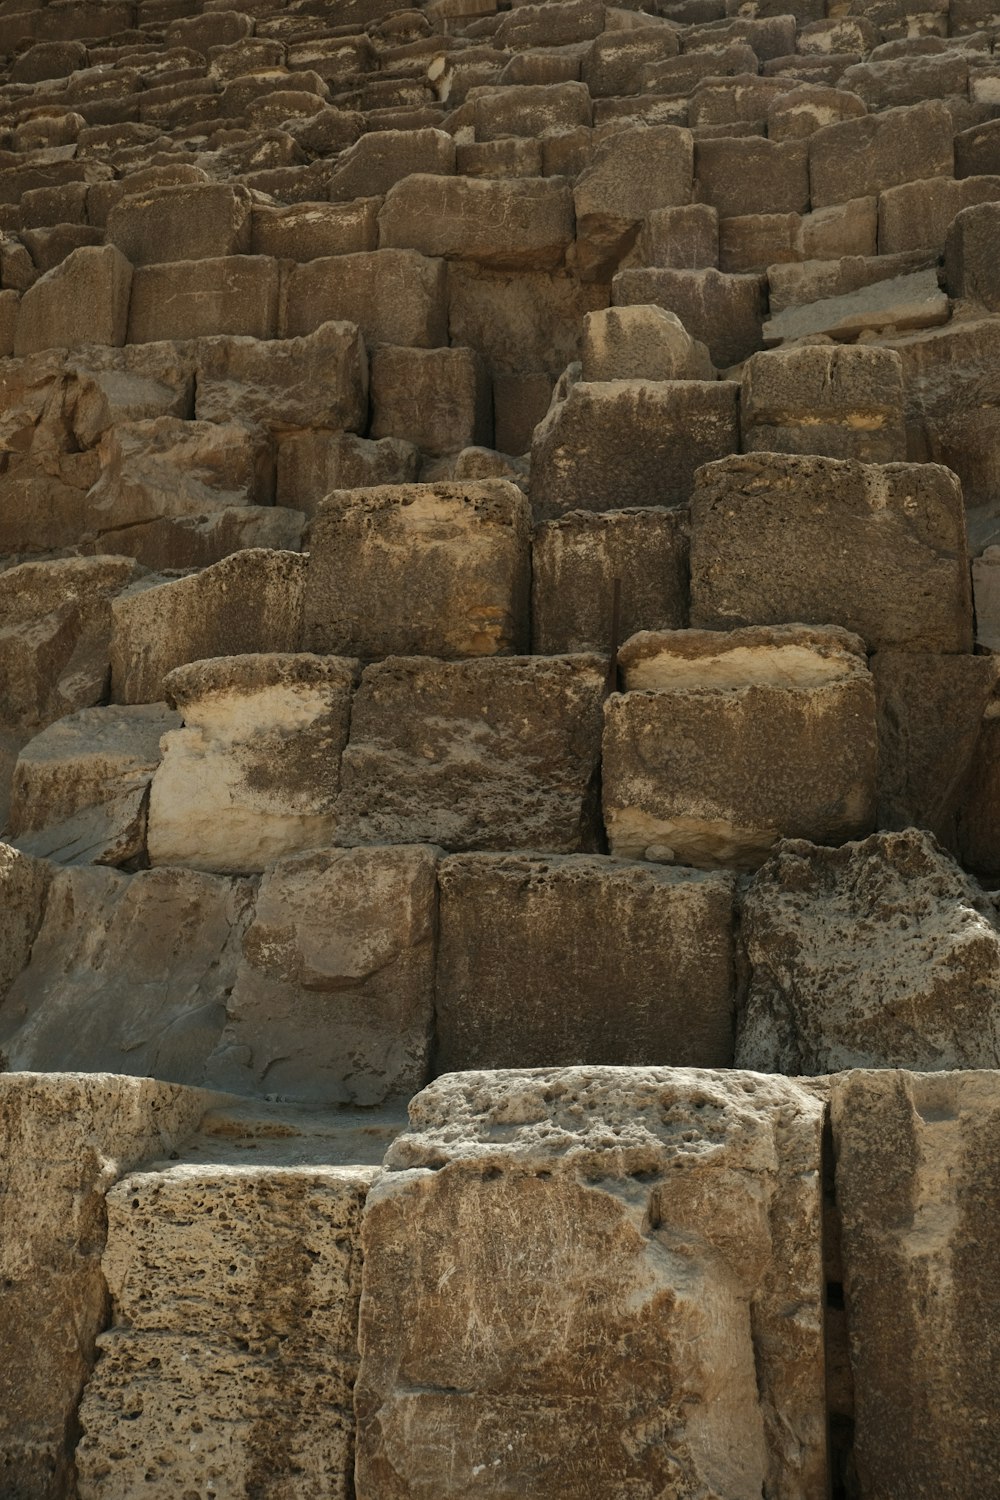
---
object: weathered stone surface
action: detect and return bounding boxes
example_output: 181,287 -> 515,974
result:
628,202 -> 719,270
580,304 -> 713,381
809,100 -> 954,206
8,702 -> 178,867
831,1069 -> 1000,1500
356,1067 -> 827,1500
695,137 -> 809,219
571,125 -> 693,280
737,830 -> 1000,1073
329,126 -> 454,200
447,263 -> 608,377
207,845 -> 437,1104
0,843 -> 51,1006
106,182 -> 253,264
945,201 -> 1000,311
282,248 -> 447,347
613,265 -> 766,367
532,507 -> 689,654
0,1074 -> 212,1498
194,320 -> 369,435
128,256 -> 279,343
148,654 -> 357,874
531,379 -> 738,521
878,174 -> 1000,255
277,430 -> 419,516
370,344 -> 491,455
469,80 -> 592,140
378,174 -> 574,271
974,546 -> 1000,649
741,344 -> 907,462
304,481 -> 530,660
435,854 -> 735,1070
250,198 -> 380,260
335,655 -> 606,853
766,250 -> 939,315
763,268 -> 949,343
689,454 -> 973,654
14,244 -> 131,355
111,550 -> 307,704
604,625 -> 876,868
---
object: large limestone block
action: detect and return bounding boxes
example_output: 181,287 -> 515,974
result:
603,625 -> 877,868
13,244 -> 131,355
532,506 -> 689,654
435,854 -> 735,1070
580,304 -> 713,381
695,137 -> 809,220
194,320 -> 368,435
370,344 -> 491,455
945,201 -> 1000,311
571,125 -> 694,280
469,80 -> 592,140
763,269 -> 949,344
531,379 -> 738,521
106,182 -> 253,264
447,263 -> 609,377
809,100 -> 954,206
378,174 -> 574,271
282,248 -> 447,347
148,654 -> 357,874
0,843 -> 51,1004
0,1074 -> 212,1497
737,829 -> 1000,1073
689,454 -> 973,654
8,702 -> 179,866
64,341 -> 196,449
251,198 -> 381,260
831,1069 -> 1000,1500
277,430 -> 418,516
335,655 -> 606,853
356,1067 -> 827,1500
303,481 -> 530,660
878,173 -> 1000,255
128,256 -> 280,343
329,126 -> 455,200
111,550 -> 307,704
207,845 -> 438,1104
612,265 -> 766,367
741,344 -> 907,462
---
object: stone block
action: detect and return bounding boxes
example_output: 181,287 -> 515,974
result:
689,73 -> 788,128
111,550 -> 307,704
641,41 -> 760,95
127,256 -> 279,343
282,248 -> 447,347
583,26 -> 679,96
532,507 -> 689,654
276,431 -> 419,517
797,197 -> 878,259
603,624 -> 877,868
580,305 -> 713,381
335,655 -> 606,853
92,506 -> 306,574
718,213 -> 800,274
945,202 -> 1000,310
250,198 -> 381,260
878,174 -> 1000,254
207,845 -> 438,1104
766,250 -> 936,313
435,854 -> 735,1070
763,268 -> 949,343
974,546 -> 1000,650
329,127 -> 455,200
809,100 -> 954,206
571,125 -> 694,280
766,84 -> 867,142
740,344 -> 907,462
303,481 -> 530,660
694,137 -> 809,219
14,244 -> 131,355
497,0 -> 606,50
447,264 -> 609,377
378,175 -> 574,272
492,371 -> 554,455
737,830 -> 1000,1072
356,1067 -> 827,1500
531,379 -> 738,521
370,345 -> 491,455
147,654 -> 357,874
689,454 -> 973,654
106,183 -> 253,265
629,201 -> 719,270
613,265 -> 766,367
456,137 -> 544,178
0,844 -> 51,1004
841,49 -> 969,108
194,320 -> 368,435
469,80 -> 592,140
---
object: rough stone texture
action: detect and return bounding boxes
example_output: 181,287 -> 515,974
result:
304,481 -> 530,660
194,320 -> 369,435
447,264 -> 608,377
737,830 -> 1000,1074
111,550 -> 307,704
532,507 -> 689,654
282,248 -> 448,347
809,100 -> 954,206
945,201 -> 1000,311
613,265 -> 766,367
603,625 -> 877,868
0,1074 -> 213,1498
689,454 -> 973,654
378,174 -> 574,271
531,379 -> 738,521
335,655 -> 606,853
580,305 -> 713,381
14,244 -> 131,355
831,1068 -> 1000,1500
369,345 -> 491,455
571,125 -> 694,280
435,854 -> 735,1070
763,268 -> 949,344
878,174 -> 1000,255
973,546 -> 1000,649
741,344 -> 907,462
277,430 -> 419,517
0,843 -> 51,1005
148,654 -> 357,874
128,257 -> 280,343
106,182 -> 253,264
356,1067 -> 827,1500
207,845 -> 438,1105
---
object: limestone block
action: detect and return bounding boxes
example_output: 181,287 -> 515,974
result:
797,197 -> 877,259
378,175 -> 574,272
974,547 -> 1000,650
766,85 -> 867,142
356,1067 -> 827,1500
583,26 -> 679,96
689,454 -> 973,654
329,127 -> 455,200
111,550 -> 307,704
194,320 -> 368,435
945,202 -> 1000,310
65,341 -> 196,448
878,173 -> 1000,254
14,244 -> 131,355
718,213 -> 800,275
763,268 -> 949,343
603,624 -> 876,868
641,40 -> 760,95
370,345 -> 491,455
0,843 -> 51,1004
954,116 -> 1000,176
613,265 -> 766,367
277,431 -> 418,517
831,1069 -> 1000,1500
250,198 -> 381,260
767,251 -> 940,314
335,655 -> 606,853
530,379 -> 738,521
580,305 -> 713,381
571,125 -> 694,280
694,137 -> 809,219
737,829 -> 1000,1072
148,654 -> 357,874
447,263 -> 609,377
435,854 -> 735,1070
689,73 -> 788,128
627,201 -> 719,270
8,703 -> 178,867
127,256 -> 280,343
282,248 -> 447,347
96,506 -> 306,573
76,1160 -> 373,1500
106,182 -> 253,265
740,344 -> 907,462
0,1074 -> 212,1497
469,80 -> 592,140
532,507 -> 689,654
207,845 -> 437,1104
809,100 -> 954,206
304,481 -> 530,660
497,0 -> 606,50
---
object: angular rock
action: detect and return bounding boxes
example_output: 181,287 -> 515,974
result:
447,263 -> 609,377
335,655 -> 606,853
695,137 -> 809,219
250,198 -> 381,260
603,625 -> 877,868
580,305 -> 713,381
14,244 -> 131,355
809,100 -> 954,206
378,175 -> 574,272
571,125 -> 694,280
276,430 -> 419,517
973,546 -> 1000,649
766,84 -> 867,142
282,248 -> 447,347
304,481 -> 530,660
193,320 -> 368,435
628,202 -> 719,270
106,182 -> 253,265
689,454 -> 973,654
945,202 -> 1000,310
356,1067 -> 827,1500
328,126 -> 454,200
741,344 -> 907,462
763,268 -> 949,343
370,345 -> 491,455
878,174 -> 1000,255
128,256 -> 280,343
469,80 -> 592,140
797,197 -> 878,260
0,843 -> 51,1005
613,265 -> 766,367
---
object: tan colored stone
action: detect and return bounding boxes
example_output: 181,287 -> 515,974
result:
276,430 -> 419,517
612,265 -> 766,367
740,344 -> 907,462
14,244 -> 131,355
370,344 -> 491,455
571,125 -> 694,280
127,256 -> 280,343
250,198 -> 381,260
763,268 -> 949,344
379,174 -> 574,271
0,843 -> 51,1005
282,248 -> 447,348
106,182 -> 253,265
447,263 -> 609,377
809,100 -> 954,206
194,320 -> 368,436
580,305 -> 713,381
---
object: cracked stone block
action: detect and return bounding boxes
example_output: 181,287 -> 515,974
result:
127,256 -> 280,343
612,265 -> 766,367
276,431 -> 419,517
14,244 -> 131,355
370,345 -> 492,455
580,305 -> 713,381
740,344 -> 907,462
106,181 -> 253,264
378,174 -> 574,272
808,100 -> 954,206
281,249 -> 448,348
193,320 -> 369,435
0,842 -> 51,1004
